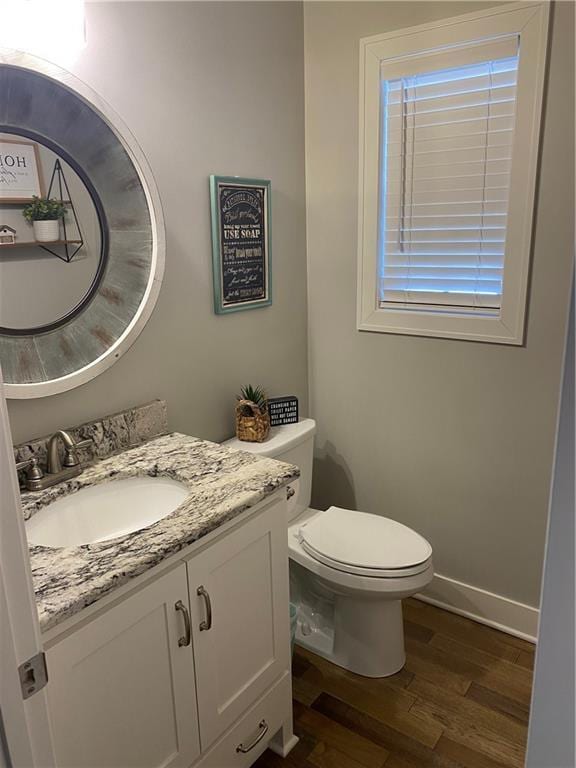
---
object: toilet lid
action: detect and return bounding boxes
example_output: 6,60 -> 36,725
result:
298,507 -> 433,578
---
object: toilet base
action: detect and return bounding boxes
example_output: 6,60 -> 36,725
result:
333,595 -> 405,677
294,594 -> 406,678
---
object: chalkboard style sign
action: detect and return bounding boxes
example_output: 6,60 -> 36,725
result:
268,396 -> 299,426
210,176 -> 272,314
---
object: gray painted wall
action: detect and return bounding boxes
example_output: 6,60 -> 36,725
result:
7,1 -> 308,444
526,291 -> 575,767
304,1 -> 574,606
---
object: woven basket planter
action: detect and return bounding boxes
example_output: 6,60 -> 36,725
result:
236,399 -> 270,443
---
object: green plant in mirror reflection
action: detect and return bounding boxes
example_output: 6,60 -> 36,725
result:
22,196 -> 67,222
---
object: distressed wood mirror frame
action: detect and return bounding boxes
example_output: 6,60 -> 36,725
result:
0,49 -> 165,399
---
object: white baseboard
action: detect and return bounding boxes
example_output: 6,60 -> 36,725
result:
415,573 -> 539,644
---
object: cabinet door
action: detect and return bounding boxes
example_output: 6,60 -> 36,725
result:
187,497 -> 290,750
46,564 -> 200,768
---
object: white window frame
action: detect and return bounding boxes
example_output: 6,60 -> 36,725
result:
357,2 -> 550,344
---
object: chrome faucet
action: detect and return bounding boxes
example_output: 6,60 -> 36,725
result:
47,430 -> 90,474
17,431 -> 93,491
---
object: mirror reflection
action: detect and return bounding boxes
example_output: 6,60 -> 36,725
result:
0,133 -> 105,333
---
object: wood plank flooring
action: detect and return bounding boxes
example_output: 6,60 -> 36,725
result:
254,598 -> 535,768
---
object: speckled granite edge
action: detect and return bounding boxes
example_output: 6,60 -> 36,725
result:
24,432 -> 299,633
14,400 -> 167,485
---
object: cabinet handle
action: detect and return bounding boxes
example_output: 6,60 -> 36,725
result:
236,720 -> 269,753
196,585 -> 212,631
175,600 -> 191,647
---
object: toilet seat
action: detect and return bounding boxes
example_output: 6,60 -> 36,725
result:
297,506 -> 433,578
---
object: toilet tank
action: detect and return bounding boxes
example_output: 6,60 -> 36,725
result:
223,418 -> 316,522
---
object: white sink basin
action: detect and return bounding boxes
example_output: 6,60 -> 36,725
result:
25,476 -> 190,548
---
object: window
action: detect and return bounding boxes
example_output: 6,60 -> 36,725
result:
381,46 -> 518,314
357,3 -> 550,344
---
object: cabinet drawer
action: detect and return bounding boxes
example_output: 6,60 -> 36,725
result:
198,672 -> 292,768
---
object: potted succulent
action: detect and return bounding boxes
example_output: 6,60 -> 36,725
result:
22,196 -> 67,243
236,384 -> 270,443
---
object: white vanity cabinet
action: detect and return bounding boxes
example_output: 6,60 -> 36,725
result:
187,500 -> 290,750
45,564 -> 201,768
44,492 -> 294,768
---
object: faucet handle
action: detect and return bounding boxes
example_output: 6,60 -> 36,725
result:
15,456 -> 44,481
75,438 -> 93,450
63,438 -> 93,468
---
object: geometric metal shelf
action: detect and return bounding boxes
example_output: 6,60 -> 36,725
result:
38,241 -> 83,263
0,159 -> 85,263
0,239 -> 83,262
0,240 -> 82,247
43,159 -> 85,263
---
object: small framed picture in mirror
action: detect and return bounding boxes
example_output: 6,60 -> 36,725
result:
0,139 -> 44,202
210,175 -> 272,314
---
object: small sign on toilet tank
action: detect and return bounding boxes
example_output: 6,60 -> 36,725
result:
268,396 -> 298,426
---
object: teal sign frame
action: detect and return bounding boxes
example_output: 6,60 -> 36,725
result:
209,175 -> 272,314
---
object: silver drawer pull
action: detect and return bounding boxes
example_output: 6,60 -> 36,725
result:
236,720 -> 269,753
197,585 -> 212,631
175,600 -> 191,647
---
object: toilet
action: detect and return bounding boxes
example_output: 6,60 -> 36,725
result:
224,418 -> 433,678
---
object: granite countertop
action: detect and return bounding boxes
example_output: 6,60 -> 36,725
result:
23,432 -> 299,633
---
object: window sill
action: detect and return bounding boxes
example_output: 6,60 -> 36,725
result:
357,306 -> 524,345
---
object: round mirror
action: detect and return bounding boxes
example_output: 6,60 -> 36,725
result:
0,50 -> 165,398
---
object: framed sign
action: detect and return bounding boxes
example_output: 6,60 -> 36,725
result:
0,139 -> 44,202
210,175 -> 271,314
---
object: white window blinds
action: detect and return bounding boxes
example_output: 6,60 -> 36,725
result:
379,40 -> 519,313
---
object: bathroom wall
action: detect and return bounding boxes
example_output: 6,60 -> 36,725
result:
6,1 -> 307,444
304,1 -> 574,608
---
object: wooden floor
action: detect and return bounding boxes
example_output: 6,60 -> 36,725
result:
255,598 -> 535,768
